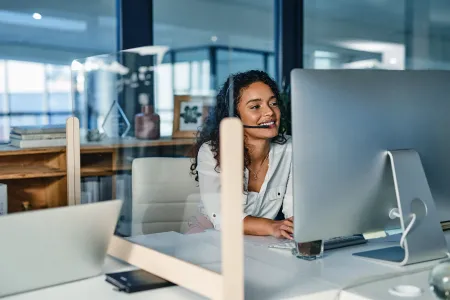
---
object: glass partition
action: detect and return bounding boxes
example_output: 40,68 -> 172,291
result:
72,41 -> 288,298
0,0 -> 117,215
71,46 -> 228,281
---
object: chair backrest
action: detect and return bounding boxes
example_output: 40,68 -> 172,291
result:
131,157 -> 200,235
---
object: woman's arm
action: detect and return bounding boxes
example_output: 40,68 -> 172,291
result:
244,216 -> 293,239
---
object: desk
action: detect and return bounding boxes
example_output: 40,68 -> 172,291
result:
5,231 -> 447,300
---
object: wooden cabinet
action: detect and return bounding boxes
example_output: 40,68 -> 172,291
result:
0,138 -> 194,213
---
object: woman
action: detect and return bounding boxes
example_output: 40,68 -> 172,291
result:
189,70 -> 294,240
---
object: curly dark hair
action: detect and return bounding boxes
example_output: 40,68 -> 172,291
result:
190,70 -> 288,182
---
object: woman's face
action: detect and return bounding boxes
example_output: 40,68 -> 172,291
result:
237,81 -> 281,140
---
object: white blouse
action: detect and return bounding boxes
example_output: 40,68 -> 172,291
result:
196,136 -> 293,230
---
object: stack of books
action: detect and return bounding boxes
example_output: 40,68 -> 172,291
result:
9,125 -> 66,148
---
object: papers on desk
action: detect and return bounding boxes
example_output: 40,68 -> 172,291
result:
363,231 -> 387,240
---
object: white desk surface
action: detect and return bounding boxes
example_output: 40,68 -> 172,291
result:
5,231 -> 449,300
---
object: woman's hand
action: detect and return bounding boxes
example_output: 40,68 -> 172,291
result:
270,217 -> 294,240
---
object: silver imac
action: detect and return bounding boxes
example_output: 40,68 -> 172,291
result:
291,69 -> 450,265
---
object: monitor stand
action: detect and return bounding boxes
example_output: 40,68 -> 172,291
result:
353,150 -> 448,266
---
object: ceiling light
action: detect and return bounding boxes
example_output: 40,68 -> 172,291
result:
32,13 -> 42,20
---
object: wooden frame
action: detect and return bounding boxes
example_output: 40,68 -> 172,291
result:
172,95 -> 213,139
107,118 -> 244,300
66,115 -> 243,299
66,117 -> 81,206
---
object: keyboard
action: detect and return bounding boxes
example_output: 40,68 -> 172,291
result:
325,234 -> 367,250
268,234 -> 367,251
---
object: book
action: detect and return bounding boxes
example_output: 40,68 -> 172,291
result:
99,176 -> 113,201
10,133 -> 66,140
0,183 -> 7,215
115,173 -> 132,237
11,124 -> 66,135
84,177 -> 99,203
80,191 -> 93,205
9,138 -> 66,148
105,269 -> 175,293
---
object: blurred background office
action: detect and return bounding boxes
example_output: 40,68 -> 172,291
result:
2,0 -> 450,142
2,0 -> 450,236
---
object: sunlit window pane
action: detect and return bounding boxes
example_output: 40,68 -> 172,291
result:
7,61 -> 45,93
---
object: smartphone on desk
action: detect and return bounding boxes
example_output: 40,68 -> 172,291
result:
105,269 -> 176,293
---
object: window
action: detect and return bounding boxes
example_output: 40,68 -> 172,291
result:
7,61 -> 45,93
174,62 -> 190,94
152,46 -> 274,137
0,117 -> 8,142
304,1 -> 450,70
153,0 -> 275,137
0,0 -> 118,143
154,48 -> 212,137
216,49 -> 266,90
8,61 -> 46,113
0,59 -> 77,142
10,115 -> 46,127
174,49 -> 211,95
267,54 -> 275,78
154,63 -> 174,137
47,65 -> 72,112
0,61 -> 5,113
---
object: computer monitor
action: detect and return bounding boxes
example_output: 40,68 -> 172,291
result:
291,69 -> 449,265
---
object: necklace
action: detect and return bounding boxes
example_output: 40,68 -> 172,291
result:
247,152 -> 269,180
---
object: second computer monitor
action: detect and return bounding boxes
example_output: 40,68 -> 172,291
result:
291,69 -> 450,244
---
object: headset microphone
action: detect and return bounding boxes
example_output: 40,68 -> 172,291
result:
243,124 -> 270,128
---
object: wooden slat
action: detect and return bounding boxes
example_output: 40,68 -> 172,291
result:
0,138 -> 194,154
0,166 -> 65,180
80,138 -> 195,151
113,162 -> 132,171
108,236 -> 223,300
80,168 -> 114,177
0,145 -> 65,155
80,148 -> 114,154
220,118 -> 244,300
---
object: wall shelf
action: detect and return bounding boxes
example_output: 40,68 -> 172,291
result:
0,167 -> 66,180
0,138 -> 194,213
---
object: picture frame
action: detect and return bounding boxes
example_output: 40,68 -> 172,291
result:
172,95 -> 213,139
